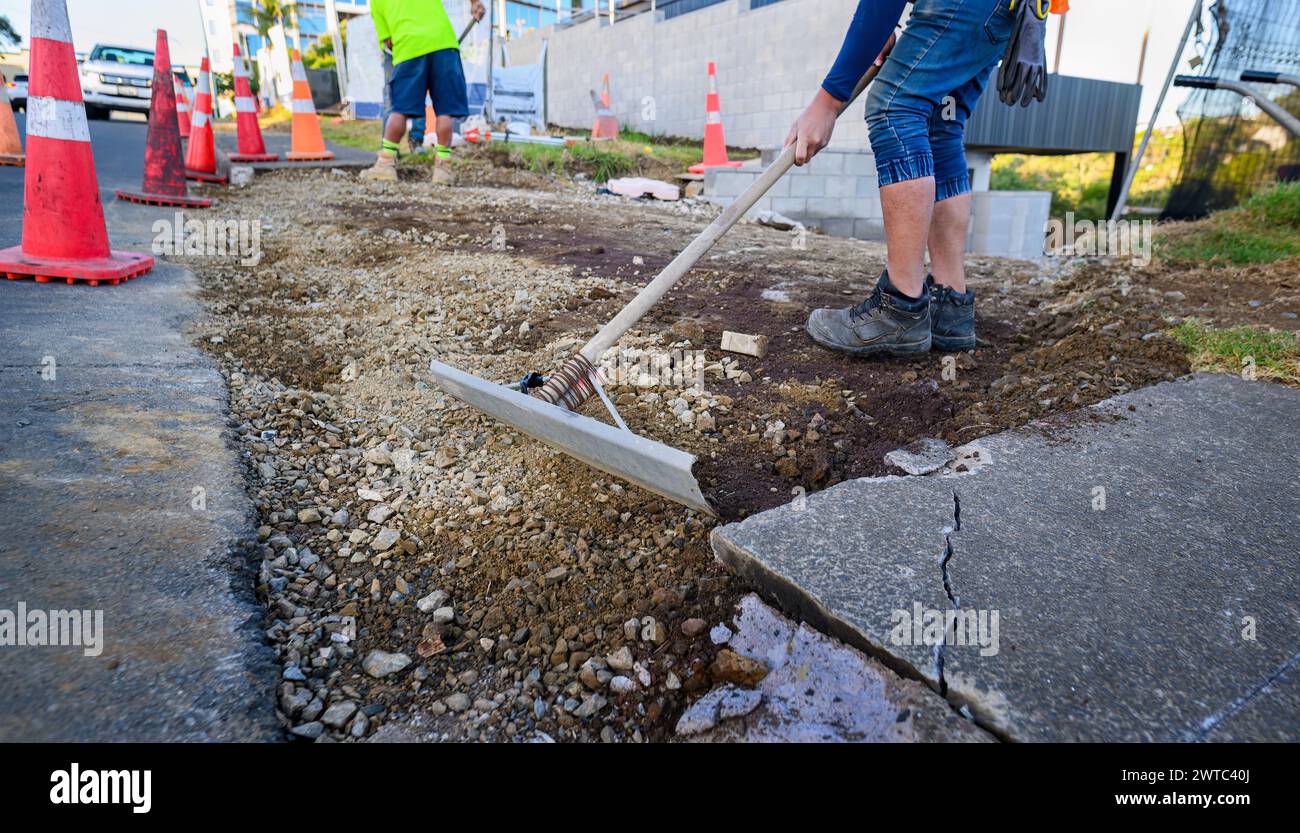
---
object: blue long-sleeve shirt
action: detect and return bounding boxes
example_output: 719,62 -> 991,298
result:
821,0 -> 910,102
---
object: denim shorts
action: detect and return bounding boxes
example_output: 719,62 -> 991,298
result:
389,47 -> 469,118
865,0 -> 1019,200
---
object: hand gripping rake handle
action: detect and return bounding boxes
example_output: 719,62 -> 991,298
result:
576,65 -> 882,365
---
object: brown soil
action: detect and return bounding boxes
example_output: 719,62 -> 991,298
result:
320,188 -> 1193,519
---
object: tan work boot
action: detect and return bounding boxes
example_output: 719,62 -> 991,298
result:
360,152 -> 399,183
432,156 -> 455,186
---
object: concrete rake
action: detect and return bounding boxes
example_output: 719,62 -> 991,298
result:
430,67 -> 881,517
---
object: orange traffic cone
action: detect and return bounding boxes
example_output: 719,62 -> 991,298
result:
230,44 -> 277,162
689,62 -> 742,174
0,0 -> 153,286
117,30 -> 211,209
286,50 -> 333,161
591,73 -> 619,140
0,73 -> 23,166
175,75 -> 192,139
185,57 -> 227,184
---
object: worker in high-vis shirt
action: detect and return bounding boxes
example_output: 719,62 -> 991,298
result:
789,0 -> 1066,358
362,0 -> 486,184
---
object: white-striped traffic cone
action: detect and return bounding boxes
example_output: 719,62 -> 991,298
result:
286,49 -> 333,161
185,56 -> 227,184
689,62 -> 742,174
230,43 -> 277,162
0,0 -> 153,285
175,75 -> 192,139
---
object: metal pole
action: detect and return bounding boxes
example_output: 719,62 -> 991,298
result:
1137,27 -> 1150,85
324,0 -> 349,113
1053,11 -> 1066,74
1110,0 -> 1202,222
1177,76 -> 1300,138
487,0 -> 496,121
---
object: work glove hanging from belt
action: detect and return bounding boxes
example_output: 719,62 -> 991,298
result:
998,0 -> 1050,107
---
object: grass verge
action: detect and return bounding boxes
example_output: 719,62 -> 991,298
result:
1169,318 -> 1300,385
315,118 -> 754,183
1160,182 -> 1300,267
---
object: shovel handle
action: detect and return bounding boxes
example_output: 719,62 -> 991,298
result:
579,64 -> 882,363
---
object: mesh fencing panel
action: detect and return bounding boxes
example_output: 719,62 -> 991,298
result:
1164,0 -> 1300,219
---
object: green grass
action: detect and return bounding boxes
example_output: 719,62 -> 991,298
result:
991,127 -> 1183,221
1169,319 -> 1300,384
477,128 -> 754,184
319,117 -> 383,151
1160,182 -> 1300,267
479,141 -> 640,183
313,118 -> 754,183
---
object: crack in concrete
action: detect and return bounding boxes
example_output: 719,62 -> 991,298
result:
1193,648 -> 1300,741
934,491 -> 962,698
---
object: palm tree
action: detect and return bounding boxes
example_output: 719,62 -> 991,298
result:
251,1 -> 300,103
0,15 -> 21,49
252,1 -> 300,50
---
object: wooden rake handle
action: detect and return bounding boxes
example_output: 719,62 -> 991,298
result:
578,64 -> 883,364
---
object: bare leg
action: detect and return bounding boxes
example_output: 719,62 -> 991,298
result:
383,112 -> 408,146
435,115 -> 453,148
928,193 -> 971,293
880,176 -> 936,298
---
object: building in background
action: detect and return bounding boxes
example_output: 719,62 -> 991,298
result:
197,0 -> 371,73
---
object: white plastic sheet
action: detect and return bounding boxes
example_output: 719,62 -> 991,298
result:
345,15 -> 385,119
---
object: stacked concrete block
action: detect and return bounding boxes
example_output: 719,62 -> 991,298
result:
704,148 -> 885,240
967,191 -> 1052,260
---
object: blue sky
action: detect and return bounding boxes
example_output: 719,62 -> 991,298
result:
0,0 -> 1200,124
0,0 -> 209,63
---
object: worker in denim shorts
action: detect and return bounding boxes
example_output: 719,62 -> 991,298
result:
788,0 -> 1063,356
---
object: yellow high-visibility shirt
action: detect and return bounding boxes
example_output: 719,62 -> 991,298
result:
372,0 -> 459,65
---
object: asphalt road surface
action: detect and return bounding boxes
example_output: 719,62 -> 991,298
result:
0,112 -> 154,248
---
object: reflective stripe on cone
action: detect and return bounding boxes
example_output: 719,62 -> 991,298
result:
229,43 -> 278,162
284,49 -> 333,161
0,0 -> 153,285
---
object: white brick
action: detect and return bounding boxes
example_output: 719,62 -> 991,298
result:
789,176 -> 826,198
771,197 -> 807,216
825,176 -> 857,198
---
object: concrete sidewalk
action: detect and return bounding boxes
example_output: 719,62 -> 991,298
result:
712,374 -> 1300,742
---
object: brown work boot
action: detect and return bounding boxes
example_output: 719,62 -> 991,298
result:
431,156 -> 455,186
360,152 -> 398,183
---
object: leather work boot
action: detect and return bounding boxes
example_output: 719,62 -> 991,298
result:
360,152 -> 399,183
806,271 -> 931,357
927,275 -> 977,352
432,157 -> 456,186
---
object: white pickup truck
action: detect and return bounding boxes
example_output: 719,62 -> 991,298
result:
79,43 -> 155,119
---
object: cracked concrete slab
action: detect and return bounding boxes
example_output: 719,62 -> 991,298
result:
712,375 -> 1300,742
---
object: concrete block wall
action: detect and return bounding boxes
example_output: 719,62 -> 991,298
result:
704,148 -> 885,240
968,191 -> 1052,260
706,154 -> 1051,260
508,0 -> 871,151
